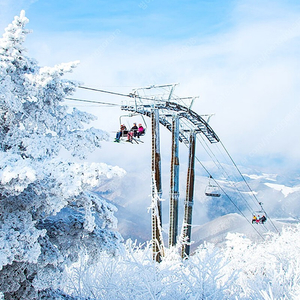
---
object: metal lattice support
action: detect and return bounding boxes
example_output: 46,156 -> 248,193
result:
169,115 -> 179,247
181,131 -> 196,258
151,109 -> 164,262
120,86 -> 218,260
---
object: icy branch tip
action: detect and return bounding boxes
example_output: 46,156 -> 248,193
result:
15,10 -> 29,25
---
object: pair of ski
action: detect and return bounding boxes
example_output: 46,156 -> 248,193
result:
130,137 -> 144,144
114,137 -> 144,144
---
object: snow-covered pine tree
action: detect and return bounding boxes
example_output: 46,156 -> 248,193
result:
0,11 -> 125,299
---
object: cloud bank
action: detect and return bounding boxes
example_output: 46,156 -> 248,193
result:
1,0 -> 300,172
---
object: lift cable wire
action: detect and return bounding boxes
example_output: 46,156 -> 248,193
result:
193,135 -> 269,234
198,131 -> 265,220
179,118 -> 258,220
66,97 -> 121,107
191,147 -> 266,241
197,135 -> 271,234
219,140 -> 280,235
178,120 -> 269,235
196,132 -> 259,218
78,85 -> 195,104
176,121 -> 266,239
79,85 -> 134,98
213,142 -> 261,209
192,123 -> 273,233
219,140 -> 280,234
213,143 -> 272,233
78,85 -> 162,102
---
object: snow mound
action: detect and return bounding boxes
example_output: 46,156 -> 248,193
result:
191,213 -> 286,252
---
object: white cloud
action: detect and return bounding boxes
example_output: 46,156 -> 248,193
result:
3,0 -> 300,171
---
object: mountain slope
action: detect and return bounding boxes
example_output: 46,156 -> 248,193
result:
191,213 -> 287,252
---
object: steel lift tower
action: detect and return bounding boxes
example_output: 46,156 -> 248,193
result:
121,84 -> 220,261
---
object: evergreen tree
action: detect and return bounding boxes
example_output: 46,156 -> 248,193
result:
0,11 -> 124,299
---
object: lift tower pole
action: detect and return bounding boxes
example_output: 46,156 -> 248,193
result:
181,131 -> 196,258
151,109 -> 164,262
169,115 -> 180,247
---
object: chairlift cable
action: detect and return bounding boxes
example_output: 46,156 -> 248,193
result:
219,140 -> 280,235
180,114 -> 257,215
178,129 -> 265,240
180,124 -> 269,236
195,132 -> 256,216
196,133 -> 264,226
211,143 -> 270,232
78,85 -> 163,102
220,140 -> 279,234
78,85 -> 195,104
66,97 -> 121,106
78,86 -> 132,98
214,142 -> 260,209
192,152 -> 265,241
210,140 -> 261,213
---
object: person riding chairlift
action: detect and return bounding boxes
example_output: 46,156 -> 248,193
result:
252,214 -> 267,224
260,215 -> 267,224
137,123 -> 144,138
115,124 -> 127,142
256,215 -> 260,224
127,123 -> 138,142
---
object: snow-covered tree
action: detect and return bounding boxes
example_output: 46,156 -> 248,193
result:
65,226 -> 300,300
0,11 -> 125,299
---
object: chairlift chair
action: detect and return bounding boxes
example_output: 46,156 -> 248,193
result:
117,113 -> 147,142
252,210 -> 267,224
205,175 -> 221,197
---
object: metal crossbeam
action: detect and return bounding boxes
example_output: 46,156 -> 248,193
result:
121,101 -> 219,144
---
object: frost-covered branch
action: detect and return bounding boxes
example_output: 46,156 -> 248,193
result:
0,10 -> 125,299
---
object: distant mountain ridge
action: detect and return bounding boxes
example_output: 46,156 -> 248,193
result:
95,169 -> 300,247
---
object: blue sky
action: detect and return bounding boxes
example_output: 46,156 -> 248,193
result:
1,0 -> 300,172
20,1 -> 235,38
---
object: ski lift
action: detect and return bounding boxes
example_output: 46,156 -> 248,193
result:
251,213 -> 267,224
205,175 -> 221,197
251,203 -> 267,224
115,113 -> 147,143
